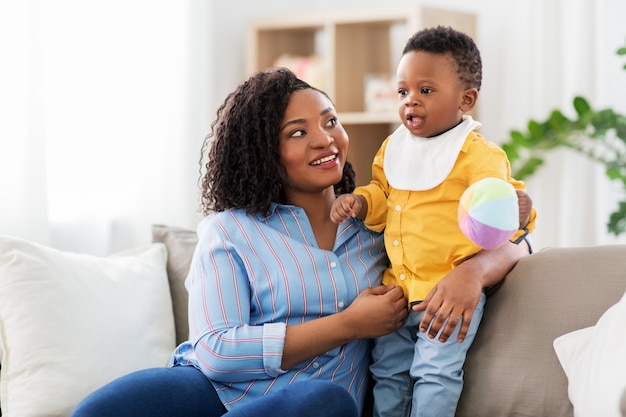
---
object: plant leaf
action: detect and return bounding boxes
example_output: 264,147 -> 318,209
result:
548,110 -> 570,132
514,157 -> 544,180
528,120 -> 546,141
573,96 -> 592,117
608,201 -> 626,235
510,130 -> 529,147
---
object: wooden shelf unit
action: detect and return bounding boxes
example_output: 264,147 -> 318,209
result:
247,7 -> 477,185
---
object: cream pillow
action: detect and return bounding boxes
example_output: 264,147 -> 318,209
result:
553,289 -> 626,417
0,236 -> 176,417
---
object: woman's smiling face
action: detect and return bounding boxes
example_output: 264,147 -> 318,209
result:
279,88 -> 349,194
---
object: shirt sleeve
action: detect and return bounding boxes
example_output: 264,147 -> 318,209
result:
462,137 -> 537,236
186,215 -> 287,382
354,137 -> 391,233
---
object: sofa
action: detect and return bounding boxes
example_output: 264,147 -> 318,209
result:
1,225 -> 625,417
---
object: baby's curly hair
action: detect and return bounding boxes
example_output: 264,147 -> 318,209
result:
199,67 -> 355,216
403,25 -> 482,91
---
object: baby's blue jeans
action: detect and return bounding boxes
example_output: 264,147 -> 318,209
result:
370,292 -> 486,417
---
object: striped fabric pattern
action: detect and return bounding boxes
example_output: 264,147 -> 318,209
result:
170,203 -> 387,413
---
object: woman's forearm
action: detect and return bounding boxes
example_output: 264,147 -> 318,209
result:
281,284 -> 407,370
281,314 -> 355,370
465,239 -> 530,288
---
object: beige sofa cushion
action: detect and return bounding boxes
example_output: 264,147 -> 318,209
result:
457,245 -> 626,417
152,224 -> 198,345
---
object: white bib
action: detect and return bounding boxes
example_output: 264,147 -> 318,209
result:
383,116 -> 481,191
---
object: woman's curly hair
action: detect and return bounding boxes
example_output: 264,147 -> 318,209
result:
199,67 -> 355,215
403,25 -> 482,91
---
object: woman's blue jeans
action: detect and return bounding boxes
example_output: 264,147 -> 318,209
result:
70,365 -> 358,417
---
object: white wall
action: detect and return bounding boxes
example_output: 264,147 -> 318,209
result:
2,0 -> 625,254
1,0 -> 214,254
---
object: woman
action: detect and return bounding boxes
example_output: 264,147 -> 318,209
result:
71,68 -> 529,417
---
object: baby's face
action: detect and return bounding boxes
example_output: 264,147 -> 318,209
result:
396,50 -> 472,138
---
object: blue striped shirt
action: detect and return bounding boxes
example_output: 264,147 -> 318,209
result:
170,203 -> 387,413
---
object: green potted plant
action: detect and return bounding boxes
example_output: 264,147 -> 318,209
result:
501,41 -> 626,235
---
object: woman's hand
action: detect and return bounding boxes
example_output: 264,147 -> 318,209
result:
342,284 -> 408,339
281,284 -> 407,369
411,263 -> 483,343
412,239 -> 530,343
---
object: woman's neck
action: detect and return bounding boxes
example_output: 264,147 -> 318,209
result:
284,187 -> 337,251
285,187 -> 333,219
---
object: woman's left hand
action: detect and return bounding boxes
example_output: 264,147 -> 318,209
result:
411,262 -> 483,343
412,239 -> 530,343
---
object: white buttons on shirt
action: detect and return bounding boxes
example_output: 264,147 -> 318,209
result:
313,362 -> 320,369
399,274 -> 406,280
395,205 -> 402,211
338,301 -> 345,308
393,240 -> 399,246
330,261 -> 337,268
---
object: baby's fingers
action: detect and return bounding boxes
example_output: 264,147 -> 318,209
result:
330,204 -> 351,224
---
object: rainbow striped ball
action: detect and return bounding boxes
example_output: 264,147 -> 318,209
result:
458,177 -> 519,249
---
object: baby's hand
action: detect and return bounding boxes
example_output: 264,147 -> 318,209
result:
330,194 -> 364,224
517,190 -> 533,229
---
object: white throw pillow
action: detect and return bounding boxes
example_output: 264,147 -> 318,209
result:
553,289 -> 626,417
0,236 -> 176,417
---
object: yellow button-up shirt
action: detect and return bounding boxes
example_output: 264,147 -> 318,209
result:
355,128 -> 537,304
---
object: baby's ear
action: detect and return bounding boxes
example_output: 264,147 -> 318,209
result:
460,88 -> 478,112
